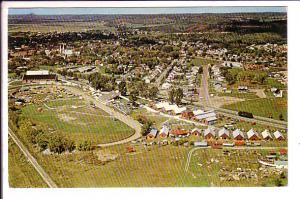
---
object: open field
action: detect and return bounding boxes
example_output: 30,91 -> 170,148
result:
222,98 -> 287,121
21,98 -> 135,145
191,57 -> 220,66
8,22 -> 115,33
217,90 -> 259,100
8,138 -> 48,188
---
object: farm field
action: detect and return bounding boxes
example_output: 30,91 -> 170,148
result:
20,98 -> 135,145
222,98 -> 287,121
8,138 -> 48,188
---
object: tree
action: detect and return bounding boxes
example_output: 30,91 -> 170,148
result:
77,140 -> 93,151
279,113 -> 284,121
48,133 -> 67,154
169,88 -> 176,104
174,88 -> 184,105
129,89 -> 138,106
118,80 -> 127,96
148,86 -> 159,100
36,132 -> 49,151
141,121 -> 153,136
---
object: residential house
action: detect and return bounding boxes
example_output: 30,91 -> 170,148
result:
159,125 -> 170,138
204,128 -> 216,139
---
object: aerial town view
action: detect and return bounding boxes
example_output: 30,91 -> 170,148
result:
7,7 -> 288,187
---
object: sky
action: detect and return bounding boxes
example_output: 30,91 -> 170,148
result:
9,7 -> 287,15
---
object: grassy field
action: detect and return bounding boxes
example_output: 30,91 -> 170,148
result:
8,22 -> 115,33
21,98 -> 134,144
191,57 -> 219,66
8,138 -> 48,188
217,90 -> 259,100
222,98 -> 287,121
184,148 -> 287,187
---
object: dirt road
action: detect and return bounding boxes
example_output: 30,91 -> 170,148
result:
8,128 -> 58,188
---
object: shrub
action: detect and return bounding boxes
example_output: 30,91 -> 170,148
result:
78,140 -> 93,151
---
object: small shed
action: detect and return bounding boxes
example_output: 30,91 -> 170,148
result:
232,129 -> 245,140
273,130 -> 285,140
191,128 -> 201,136
218,128 -> 230,139
204,128 -> 216,139
146,128 -> 158,140
247,129 -> 259,140
261,129 -> 272,140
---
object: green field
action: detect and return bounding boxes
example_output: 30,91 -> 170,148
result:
222,98 -> 287,121
217,90 -> 259,99
8,138 -> 48,188
21,98 -> 134,144
191,57 -> 219,66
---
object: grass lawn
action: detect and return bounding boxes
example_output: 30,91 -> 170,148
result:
8,138 -> 48,188
21,99 -> 134,144
222,98 -> 287,121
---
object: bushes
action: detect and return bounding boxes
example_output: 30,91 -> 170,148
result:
77,140 -> 93,151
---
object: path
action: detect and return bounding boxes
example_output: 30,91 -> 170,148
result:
8,128 -> 58,188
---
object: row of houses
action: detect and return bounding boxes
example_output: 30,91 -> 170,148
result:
146,126 -> 285,141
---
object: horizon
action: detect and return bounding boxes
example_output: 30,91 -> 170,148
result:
9,7 -> 287,15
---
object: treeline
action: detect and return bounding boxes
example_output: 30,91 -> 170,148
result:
9,31 -> 117,48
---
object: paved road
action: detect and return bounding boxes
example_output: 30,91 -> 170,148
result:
63,86 -> 142,147
8,128 -> 58,188
184,146 -> 287,173
197,65 -> 210,107
155,66 -> 173,87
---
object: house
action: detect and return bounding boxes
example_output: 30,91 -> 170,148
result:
271,87 -> 283,98
159,125 -> 170,138
261,129 -> 272,140
194,141 -> 208,147
204,128 -> 216,139
146,128 -> 158,140
191,128 -> 201,136
247,129 -> 259,140
181,111 -> 194,119
273,130 -> 285,140
162,82 -> 172,90
173,106 -> 187,115
218,128 -> 230,139
155,102 -> 169,109
193,109 -> 204,116
170,129 -> 189,137
232,129 -> 245,140
195,110 -> 217,125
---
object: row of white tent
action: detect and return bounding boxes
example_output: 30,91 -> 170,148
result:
192,127 -> 284,140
